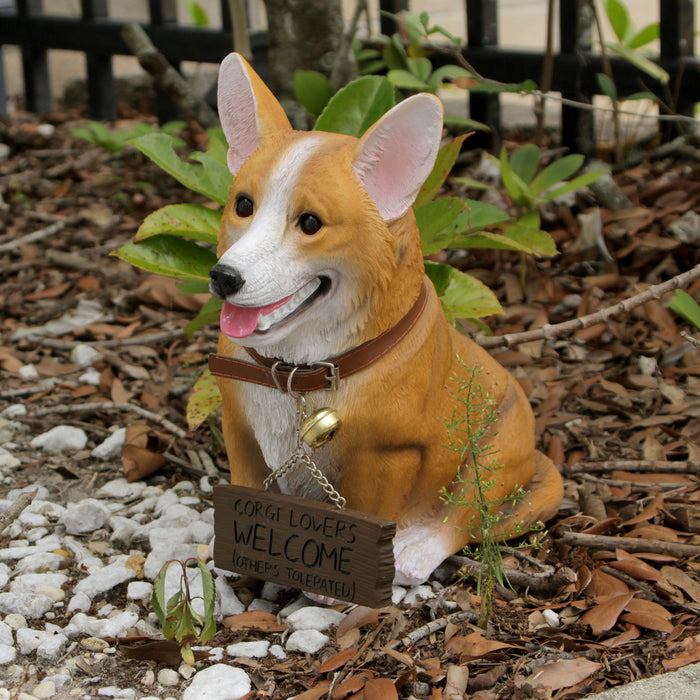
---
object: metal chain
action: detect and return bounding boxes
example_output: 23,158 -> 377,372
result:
263,447 -> 347,510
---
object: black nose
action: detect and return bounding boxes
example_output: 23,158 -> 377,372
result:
209,264 -> 245,298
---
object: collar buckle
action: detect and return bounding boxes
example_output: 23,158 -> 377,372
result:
310,361 -> 339,391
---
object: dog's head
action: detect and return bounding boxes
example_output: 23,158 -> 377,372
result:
210,53 -> 443,361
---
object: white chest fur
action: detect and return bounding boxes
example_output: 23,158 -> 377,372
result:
239,382 -> 339,502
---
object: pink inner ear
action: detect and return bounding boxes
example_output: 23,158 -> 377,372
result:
353,95 -> 443,221
217,54 -> 260,174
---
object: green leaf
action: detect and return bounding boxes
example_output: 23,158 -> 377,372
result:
498,148 -> 531,207
669,290 -> 700,330
452,198 -> 514,234
185,297 -> 223,338
187,367 -> 223,430
415,197 -> 468,255
596,72 -> 618,101
443,114 -> 490,132
382,34 -> 409,71
607,43 -> 669,85
542,169 -> 605,201
315,76 -> 396,137
406,56 -> 432,82
624,91 -> 657,102
152,562 -> 170,629
198,561 -> 217,644
387,69 -> 430,91
628,22 -> 660,49
205,127 -> 229,165
603,0 -> 632,44
510,144 -> 541,185
113,235 -> 218,281
529,154 -> 585,196
415,134 -> 469,208
136,204 -> 221,244
178,279 -> 211,294
184,0 -> 209,26
425,261 -> 503,321
454,225 -> 556,257
130,133 -> 232,205
181,643 -> 195,667
293,70 -> 334,119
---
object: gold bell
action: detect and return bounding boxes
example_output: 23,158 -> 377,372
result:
299,408 -> 341,448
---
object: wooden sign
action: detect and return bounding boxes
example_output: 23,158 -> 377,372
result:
213,484 -> 396,608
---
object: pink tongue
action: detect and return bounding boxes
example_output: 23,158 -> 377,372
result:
220,296 -> 292,338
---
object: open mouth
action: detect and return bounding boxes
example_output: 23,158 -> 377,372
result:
220,277 -> 330,339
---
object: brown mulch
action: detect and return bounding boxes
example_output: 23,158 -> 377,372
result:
2,109 -> 700,699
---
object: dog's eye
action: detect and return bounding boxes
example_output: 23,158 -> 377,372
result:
235,196 -> 254,218
299,213 -> 322,235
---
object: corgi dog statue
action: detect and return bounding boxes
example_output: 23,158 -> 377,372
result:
208,53 -> 563,587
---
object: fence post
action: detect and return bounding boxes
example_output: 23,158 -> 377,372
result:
660,0 -> 695,123
379,0 -> 409,37
465,0 -> 500,150
559,0 -> 595,156
148,0 -> 181,121
81,0 -> 117,121
17,0 -> 52,113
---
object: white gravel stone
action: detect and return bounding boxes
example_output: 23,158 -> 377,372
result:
182,664 -> 251,700
79,367 -> 101,385
31,681 -> 55,699
30,425 -> 87,453
91,428 -> 126,461
0,622 -> 12,646
392,586 -> 407,605
70,343 -> 100,366
154,490 -> 179,514
28,500 -> 65,520
157,668 -> 180,686
13,552 -> 65,575
0,404 -> 27,419
4,613 -> 27,630
286,606 -> 345,632
0,452 -> 21,468
18,512 -> 48,528
60,499 -> 109,534
64,611 -> 139,639
16,628 -> 50,654
188,520 -> 214,543
98,478 -> 147,500
199,476 -> 214,494
74,556 -> 137,598
12,573 -> 68,594
0,564 -> 10,588
37,633 -> 68,661
18,363 -> 39,380
0,644 -> 15,664
285,629 -> 330,654
214,576 -> 245,617
261,582 -> 292,602
126,581 -> 152,603
0,592 -> 54,618
402,585 -> 436,606
109,516 -> 139,548
269,644 -> 286,659
97,688 -> 136,699
247,598 -> 276,613
67,592 -> 92,613
143,542 -> 199,581
226,640 -> 270,658
34,585 -> 65,603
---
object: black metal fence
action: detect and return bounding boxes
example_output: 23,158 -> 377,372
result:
0,1 -> 697,153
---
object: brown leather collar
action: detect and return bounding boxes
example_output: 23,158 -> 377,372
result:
208,280 -> 429,393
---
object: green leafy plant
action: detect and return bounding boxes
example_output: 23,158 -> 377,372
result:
441,363 -> 508,626
441,361 -> 543,626
669,290 -> 700,331
184,0 -> 210,27
71,120 -> 186,154
152,558 -> 217,665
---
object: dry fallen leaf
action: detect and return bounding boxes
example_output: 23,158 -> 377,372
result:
293,680 -> 331,700
445,632 -> 512,659
580,592 -> 635,635
364,678 -> 399,700
530,657 -> 603,690
318,647 -> 357,674
620,611 -> 674,633
661,565 -> 700,603
587,568 -> 630,599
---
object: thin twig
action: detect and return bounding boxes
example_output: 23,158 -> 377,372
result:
396,610 -> 479,648
557,531 -> 700,558
34,329 -> 186,350
578,472 -> 697,490
24,402 -> 188,438
0,221 -> 67,254
565,460 -> 700,475
449,555 -> 577,592
0,489 -> 38,536
478,265 -> 700,348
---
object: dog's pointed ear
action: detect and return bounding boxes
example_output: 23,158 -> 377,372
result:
217,53 -> 292,174
352,94 -> 443,221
